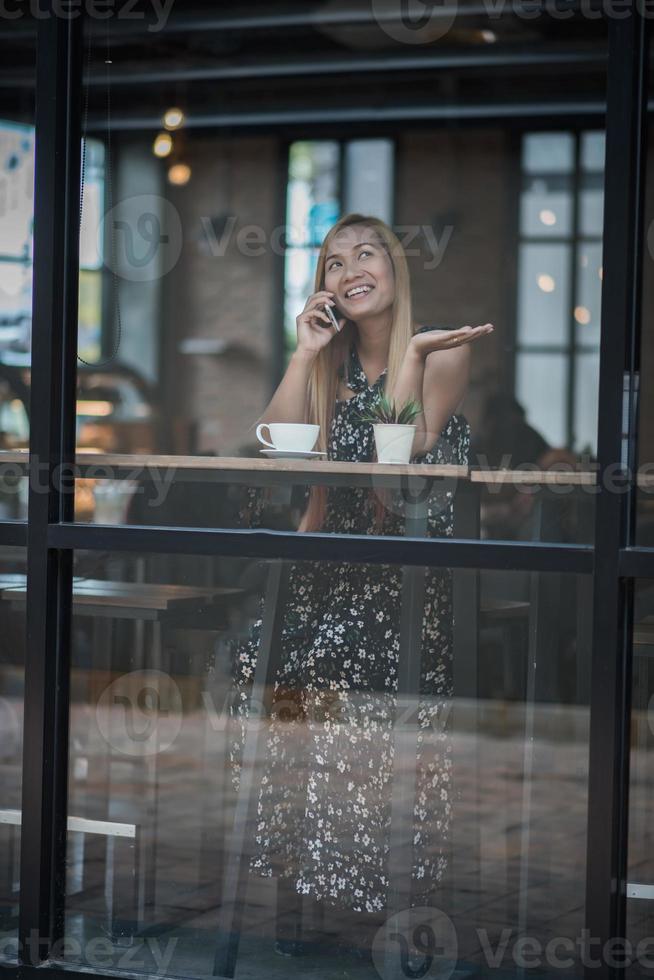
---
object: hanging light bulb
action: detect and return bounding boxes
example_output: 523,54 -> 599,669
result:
153,132 -> 173,158
168,163 -> 191,186
163,107 -> 185,131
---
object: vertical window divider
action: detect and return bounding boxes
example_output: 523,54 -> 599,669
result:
18,3 -> 83,964
584,10 -> 648,978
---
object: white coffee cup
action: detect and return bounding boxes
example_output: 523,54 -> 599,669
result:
256,422 -> 320,452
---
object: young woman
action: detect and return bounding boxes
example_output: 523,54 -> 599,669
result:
229,214 -> 493,956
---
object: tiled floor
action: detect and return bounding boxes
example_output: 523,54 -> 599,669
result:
62,698 -> 592,978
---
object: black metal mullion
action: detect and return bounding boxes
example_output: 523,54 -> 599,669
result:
47,521 -> 593,574
584,9 -> 648,978
0,522 -> 28,547
18,4 -> 82,965
620,547 -> 654,578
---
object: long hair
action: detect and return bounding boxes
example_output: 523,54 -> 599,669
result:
300,213 -> 415,532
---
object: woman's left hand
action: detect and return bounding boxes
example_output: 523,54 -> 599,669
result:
410,323 -> 494,360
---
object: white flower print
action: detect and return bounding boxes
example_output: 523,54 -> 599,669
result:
229,327 -> 470,913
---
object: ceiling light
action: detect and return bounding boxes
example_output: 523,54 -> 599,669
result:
168,163 -> 191,186
164,107 -> 185,130
574,306 -> 591,325
153,132 -> 173,158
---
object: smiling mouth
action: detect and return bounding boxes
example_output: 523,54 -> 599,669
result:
344,284 -> 374,300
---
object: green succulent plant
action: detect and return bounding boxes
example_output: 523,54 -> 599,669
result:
355,394 -> 423,426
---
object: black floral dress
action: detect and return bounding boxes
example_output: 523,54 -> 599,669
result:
229,326 -> 470,913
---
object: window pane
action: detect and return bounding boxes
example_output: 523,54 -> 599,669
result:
579,175 -> 604,237
0,123 -> 34,259
520,176 -> 573,238
80,139 -> 105,271
575,242 -> 602,345
343,139 -> 394,224
522,132 -> 575,175
573,352 -> 600,456
55,553 -> 591,978
516,352 -> 568,447
580,131 -> 605,173
517,243 -> 571,347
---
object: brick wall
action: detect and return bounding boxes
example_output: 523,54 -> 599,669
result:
162,136 -> 282,455
395,128 -> 515,435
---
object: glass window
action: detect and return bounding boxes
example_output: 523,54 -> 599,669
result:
516,243 -> 571,347
53,552 -> 591,978
516,131 -> 604,456
67,11 -> 605,553
522,132 -> 575,175
515,352 -> 568,447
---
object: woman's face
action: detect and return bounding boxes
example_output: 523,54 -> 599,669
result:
323,224 -> 395,321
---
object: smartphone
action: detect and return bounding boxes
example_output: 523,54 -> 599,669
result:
323,303 -> 342,331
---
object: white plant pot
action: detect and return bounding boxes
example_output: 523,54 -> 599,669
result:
373,424 -> 416,464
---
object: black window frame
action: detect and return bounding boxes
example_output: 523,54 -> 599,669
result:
0,8 -> 648,980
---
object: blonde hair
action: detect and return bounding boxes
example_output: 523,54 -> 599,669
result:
301,213 -> 415,532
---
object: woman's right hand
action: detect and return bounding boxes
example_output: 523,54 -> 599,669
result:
296,291 -> 345,355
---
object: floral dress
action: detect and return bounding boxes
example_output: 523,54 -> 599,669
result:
229,326 -> 470,913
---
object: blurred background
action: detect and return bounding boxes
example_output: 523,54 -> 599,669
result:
0,4 -> 610,475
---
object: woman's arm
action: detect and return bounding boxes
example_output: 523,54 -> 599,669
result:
388,324 -> 493,456
252,289 -> 344,428
415,345 -> 470,456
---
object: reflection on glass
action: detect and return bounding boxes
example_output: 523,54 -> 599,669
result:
0,546 -> 27,951
56,553 -> 590,978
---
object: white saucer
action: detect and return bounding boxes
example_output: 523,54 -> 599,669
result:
260,448 -> 327,459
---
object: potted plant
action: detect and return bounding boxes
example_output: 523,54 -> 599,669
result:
357,394 -> 423,464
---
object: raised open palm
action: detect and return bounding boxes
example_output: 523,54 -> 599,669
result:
412,323 -> 494,358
